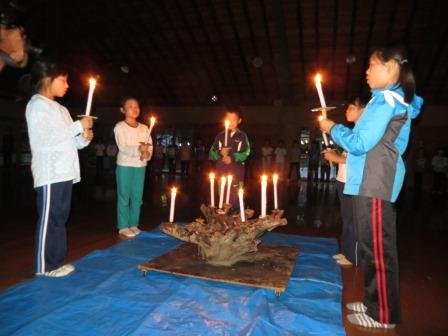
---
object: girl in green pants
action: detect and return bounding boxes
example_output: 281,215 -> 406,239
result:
114,97 -> 152,238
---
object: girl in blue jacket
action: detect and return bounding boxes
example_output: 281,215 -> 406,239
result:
320,46 -> 423,329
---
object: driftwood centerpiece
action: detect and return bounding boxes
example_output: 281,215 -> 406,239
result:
160,204 -> 287,266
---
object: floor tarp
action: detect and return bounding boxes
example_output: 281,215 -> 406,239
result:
0,229 -> 345,335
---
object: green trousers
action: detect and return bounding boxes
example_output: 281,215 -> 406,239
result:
116,165 -> 146,229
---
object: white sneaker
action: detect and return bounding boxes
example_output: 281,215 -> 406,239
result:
346,302 -> 367,313
36,264 -> 75,277
332,253 -> 345,260
129,226 -> 141,235
336,256 -> 353,267
347,313 -> 396,329
119,228 -> 136,238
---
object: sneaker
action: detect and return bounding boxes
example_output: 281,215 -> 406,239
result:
336,256 -> 353,267
346,302 -> 367,313
119,228 -> 136,238
129,226 -> 141,235
36,264 -> 75,277
332,253 -> 345,260
347,313 -> 396,329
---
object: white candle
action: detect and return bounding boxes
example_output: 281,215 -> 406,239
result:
238,188 -> 245,222
224,119 -> 230,147
85,78 -> 96,116
209,172 -> 215,207
169,187 -> 177,222
146,116 -> 156,143
314,74 -> 327,110
219,176 -> 226,209
225,174 -> 233,204
273,173 -> 279,209
261,175 -> 267,217
314,73 -> 330,147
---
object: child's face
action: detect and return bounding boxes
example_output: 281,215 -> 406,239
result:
49,75 -> 69,98
366,55 -> 397,90
345,104 -> 364,123
121,99 -> 140,119
225,112 -> 241,131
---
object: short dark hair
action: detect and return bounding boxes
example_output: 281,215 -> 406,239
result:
347,96 -> 369,108
120,96 -> 139,107
224,105 -> 243,119
20,59 -> 68,94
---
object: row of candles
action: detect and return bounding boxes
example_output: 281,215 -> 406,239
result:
168,173 -> 279,223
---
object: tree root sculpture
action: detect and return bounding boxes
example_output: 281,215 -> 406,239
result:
160,204 -> 287,266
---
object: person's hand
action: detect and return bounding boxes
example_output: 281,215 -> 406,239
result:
139,142 -> 151,153
220,147 -> 230,157
80,116 -> 93,130
222,155 -> 232,165
319,118 -> 336,134
323,149 -> 338,163
83,129 -> 93,141
140,151 -> 151,161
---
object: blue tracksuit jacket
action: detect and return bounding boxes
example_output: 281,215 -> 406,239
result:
330,84 -> 423,202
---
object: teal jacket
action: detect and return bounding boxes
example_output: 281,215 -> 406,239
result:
330,85 -> 423,202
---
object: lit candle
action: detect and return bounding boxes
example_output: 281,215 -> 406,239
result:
146,116 -> 156,143
85,78 -> 97,116
225,174 -> 233,204
224,119 -> 230,147
261,175 -> 267,217
169,187 -> 177,223
219,176 -> 226,209
209,172 -> 215,207
314,73 -> 330,147
238,188 -> 245,222
273,173 -> 279,209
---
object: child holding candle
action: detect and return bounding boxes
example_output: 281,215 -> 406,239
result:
114,97 -> 152,239
24,60 -> 94,277
320,46 -> 423,328
209,107 -> 251,209
323,96 -> 366,267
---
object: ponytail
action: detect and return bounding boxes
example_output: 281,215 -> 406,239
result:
371,46 -> 416,103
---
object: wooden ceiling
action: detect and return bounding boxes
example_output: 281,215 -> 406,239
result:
2,0 -> 448,107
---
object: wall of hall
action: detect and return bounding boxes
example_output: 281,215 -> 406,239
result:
0,98 -> 447,160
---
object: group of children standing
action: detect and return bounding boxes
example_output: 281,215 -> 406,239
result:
24,43 -> 422,330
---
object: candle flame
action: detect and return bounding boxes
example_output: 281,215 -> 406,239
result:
171,187 -> 177,194
221,176 -> 226,182
261,175 -> 268,182
238,187 -> 244,195
314,73 -> 322,84
209,172 -> 215,179
150,116 -> 156,126
224,119 -> 230,129
272,173 -> 279,182
88,78 -> 97,86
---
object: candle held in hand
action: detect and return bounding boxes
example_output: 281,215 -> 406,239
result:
85,78 -> 97,117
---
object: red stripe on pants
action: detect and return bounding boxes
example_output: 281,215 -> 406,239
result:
376,199 -> 390,323
372,198 -> 384,322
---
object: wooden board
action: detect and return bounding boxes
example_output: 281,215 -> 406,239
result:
138,243 -> 299,293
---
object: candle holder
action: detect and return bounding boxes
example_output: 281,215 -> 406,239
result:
76,114 -> 98,120
310,106 -> 336,113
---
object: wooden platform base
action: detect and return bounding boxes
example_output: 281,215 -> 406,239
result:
138,242 -> 299,295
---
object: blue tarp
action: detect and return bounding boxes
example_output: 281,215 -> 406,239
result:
0,229 -> 345,336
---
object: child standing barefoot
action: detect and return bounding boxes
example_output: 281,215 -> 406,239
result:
25,60 -> 94,277
114,97 -> 152,238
